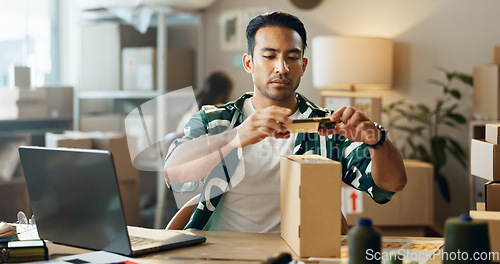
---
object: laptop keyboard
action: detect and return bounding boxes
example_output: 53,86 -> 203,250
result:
129,236 -> 163,247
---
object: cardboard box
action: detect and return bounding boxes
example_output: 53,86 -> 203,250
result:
470,210 -> 500,255
280,155 -> 342,257
471,139 -> 500,181
39,86 -> 74,118
473,64 -> 500,120
486,182 -> 500,211
80,114 -> 124,132
486,124 -> 500,145
45,132 -> 92,149
91,132 -> 139,182
493,46 -> 500,65
122,47 -> 194,91
343,160 -> 434,231
8,65 -> 30,89
17,89 -> 48,119
80,23 -> 157,91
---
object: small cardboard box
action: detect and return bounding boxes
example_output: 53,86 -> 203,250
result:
280,155 -> 342,258
473,64 -> 500,120
343,160 -> 434,230
470,210 -> 500,255
471,139 -> 500,181
45,132 -> 92,149
486,182 -> 500,211
486,124 -> 500,145
91,132 -> 139,182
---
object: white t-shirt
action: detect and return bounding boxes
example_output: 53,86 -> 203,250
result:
203,98 -> 303,233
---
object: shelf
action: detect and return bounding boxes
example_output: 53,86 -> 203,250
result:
0,117 -> 73,136
79,90 -> 161,99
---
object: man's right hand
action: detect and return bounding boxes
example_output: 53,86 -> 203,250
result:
236,106 -> 293,148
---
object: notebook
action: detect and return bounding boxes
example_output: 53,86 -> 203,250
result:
18,146 -> 206,256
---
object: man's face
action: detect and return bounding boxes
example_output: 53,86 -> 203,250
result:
243,26 -> 308,102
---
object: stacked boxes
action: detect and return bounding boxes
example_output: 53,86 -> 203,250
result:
470,123 -> 500,254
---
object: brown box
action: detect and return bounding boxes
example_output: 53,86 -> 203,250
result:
344,160 -> 434,231
471,139 -> 500,181
45,132 -> 92,149
473,64 -> 500,120
80,114 -> 124,132
493,46 -> 500,65
280,155 -> 342,257
91,132 -> 139,182
486,124 -> 500,145
17,89 -> 48,119
470,210 -> 500,255
486,182 -> 500,211
39,86 -> 73,118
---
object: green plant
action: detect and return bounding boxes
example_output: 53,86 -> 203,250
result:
383,67 -> 473,202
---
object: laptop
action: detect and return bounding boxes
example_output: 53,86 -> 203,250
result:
18,146 -> 206,256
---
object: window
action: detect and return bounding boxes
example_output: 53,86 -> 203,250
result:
0,0 -> 58,88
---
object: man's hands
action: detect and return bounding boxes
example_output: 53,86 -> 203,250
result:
236,105 -> 382,148
319,106 -> 381,145
236,106 -> 293,148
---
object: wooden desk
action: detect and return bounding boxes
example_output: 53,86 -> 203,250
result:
46,228 -> 444,264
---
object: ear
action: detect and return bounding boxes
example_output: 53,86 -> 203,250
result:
243,53 -> 253,74
301,57 -> 308,76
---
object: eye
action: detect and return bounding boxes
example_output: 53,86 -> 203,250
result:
288,56 -> 300,61
263,55 -> 275,59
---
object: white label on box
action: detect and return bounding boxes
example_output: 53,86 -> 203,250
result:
341,187 -> 363,214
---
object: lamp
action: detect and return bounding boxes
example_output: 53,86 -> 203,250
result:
312,36 -> 393,91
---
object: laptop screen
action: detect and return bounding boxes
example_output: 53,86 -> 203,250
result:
19,146 -> 132,255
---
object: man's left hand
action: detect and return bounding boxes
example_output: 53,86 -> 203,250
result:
318,106 -> 381,145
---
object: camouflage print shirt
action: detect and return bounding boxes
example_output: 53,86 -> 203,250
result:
167,92 -> 395,230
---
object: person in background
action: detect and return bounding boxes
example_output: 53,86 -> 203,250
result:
165,11 -> 406,233
176,71 -> 233,134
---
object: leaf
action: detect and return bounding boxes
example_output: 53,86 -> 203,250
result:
444,136 -> 466,160
456,73 -> 473,86
446,113 -> 467,124
448,89 -> 461,99
431,137 -> 447,166
417,104 -> 430,114
442,121 -> 456,128
436,172 -> 451,202
444,104 -> 459,114
416,144 -> 431,162
428,79 -> 446,87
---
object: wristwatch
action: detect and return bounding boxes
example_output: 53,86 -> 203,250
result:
366,122 -> 387,149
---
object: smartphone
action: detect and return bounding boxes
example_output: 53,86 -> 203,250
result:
283,117 -> 339,133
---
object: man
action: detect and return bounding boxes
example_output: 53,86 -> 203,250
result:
164,11 -> 406,232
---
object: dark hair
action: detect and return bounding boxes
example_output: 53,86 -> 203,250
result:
246,11 -> 307,55
196,71 -> 233,106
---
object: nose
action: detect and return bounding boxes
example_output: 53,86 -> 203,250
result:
275,57 -> 289,74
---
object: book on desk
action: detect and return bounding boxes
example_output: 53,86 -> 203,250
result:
0,239 -> 48,263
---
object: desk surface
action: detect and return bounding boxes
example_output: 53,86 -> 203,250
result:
47,227 -> 444,264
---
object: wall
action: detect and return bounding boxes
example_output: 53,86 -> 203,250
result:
202,0 -> 500,228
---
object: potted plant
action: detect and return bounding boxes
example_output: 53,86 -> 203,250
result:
383,67 -> 473,202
